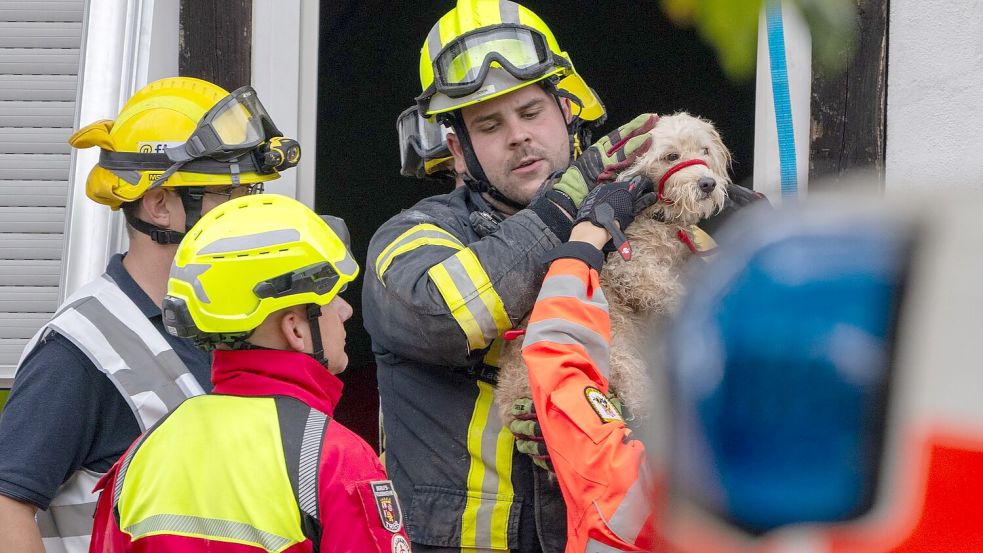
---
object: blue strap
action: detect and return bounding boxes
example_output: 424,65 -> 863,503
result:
766,1 -> 799,198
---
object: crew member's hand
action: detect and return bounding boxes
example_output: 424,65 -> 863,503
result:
698,183 -> 770,236
575,177 -> 657,260
509,398 -> 553,472
552,114 -> 658,207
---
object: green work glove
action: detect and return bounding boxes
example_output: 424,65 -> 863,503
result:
509,398 -> 553,472
509,393 -> 627,473
552,113 -> 659,207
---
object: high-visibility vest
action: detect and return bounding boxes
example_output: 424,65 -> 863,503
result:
110,394 -> 327,551
17,274 -> 205,553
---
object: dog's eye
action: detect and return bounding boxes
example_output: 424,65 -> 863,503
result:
702,147 -> 710,156
664,152 -> 680,162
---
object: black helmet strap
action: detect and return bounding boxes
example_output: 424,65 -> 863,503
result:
123,186 -> 207,245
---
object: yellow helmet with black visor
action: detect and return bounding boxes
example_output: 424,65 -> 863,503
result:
415,0 -> 606,209
70,78 -> 301,245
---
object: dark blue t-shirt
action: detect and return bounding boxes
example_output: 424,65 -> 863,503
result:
0,254 -> 211,509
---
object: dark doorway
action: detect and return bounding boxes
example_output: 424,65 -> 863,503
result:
315,0 -> 755,447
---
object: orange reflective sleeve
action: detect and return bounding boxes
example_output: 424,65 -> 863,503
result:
522,257 -> 655,552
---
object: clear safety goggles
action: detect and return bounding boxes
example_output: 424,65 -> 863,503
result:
397,105 -> 451,178
429,24 -> 571,100
253,215 -> 354,299
166,85 -> 282,164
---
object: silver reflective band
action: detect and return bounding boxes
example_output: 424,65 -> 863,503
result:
18,274 -> 205,552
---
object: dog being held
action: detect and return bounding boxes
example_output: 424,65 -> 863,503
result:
496,111 -> 731,435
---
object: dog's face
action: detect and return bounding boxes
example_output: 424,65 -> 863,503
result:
621,112 -> 730,226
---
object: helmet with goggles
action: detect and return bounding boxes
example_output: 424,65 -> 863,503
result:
397,104 -> 454,180
415,0 -> 606,207
68,77 -> 300,244
162,193 -> 358,362
416,0 -> 603,119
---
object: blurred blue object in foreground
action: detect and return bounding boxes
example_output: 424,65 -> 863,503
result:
667,203 -> 911,533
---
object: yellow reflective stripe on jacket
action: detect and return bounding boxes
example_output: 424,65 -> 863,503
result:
427,249 -> 511,351
460,379 -> 515,550
376,223 -> 464,281
117,395 -> 305,551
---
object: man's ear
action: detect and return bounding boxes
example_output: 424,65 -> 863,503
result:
446,131 -> 469,176
140,188 -> 173,228
279,307 -> 308,352
561,97 -> 573,125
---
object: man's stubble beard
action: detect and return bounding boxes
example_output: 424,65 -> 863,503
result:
491,144 -> 569,206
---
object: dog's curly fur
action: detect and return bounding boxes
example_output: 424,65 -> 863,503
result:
496,112 -> 731,426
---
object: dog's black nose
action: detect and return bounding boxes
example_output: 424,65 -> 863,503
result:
698,176 -> 717,193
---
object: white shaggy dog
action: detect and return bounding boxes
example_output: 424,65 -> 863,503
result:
496,112 -> 731,429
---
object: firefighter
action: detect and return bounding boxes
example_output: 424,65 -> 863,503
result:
362,1 -> 656,550
0,77 -> 296,553
88,193 -> 411,552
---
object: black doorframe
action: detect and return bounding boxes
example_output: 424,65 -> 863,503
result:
314,1 -> 756,447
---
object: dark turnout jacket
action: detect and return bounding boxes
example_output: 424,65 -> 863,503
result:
363,186 -> 567,552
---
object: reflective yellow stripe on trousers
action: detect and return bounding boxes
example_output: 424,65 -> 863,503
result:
461,339 -> 515,551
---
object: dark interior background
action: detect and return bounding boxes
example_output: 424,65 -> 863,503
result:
315,0 -> 756,447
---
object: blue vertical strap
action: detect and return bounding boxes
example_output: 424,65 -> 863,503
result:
766,0 -> 799,198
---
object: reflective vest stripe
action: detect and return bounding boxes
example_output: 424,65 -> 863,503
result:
20,274 -> 203,553
460,379 -> 515,550
428,249 -> 511,351
376,223 -> 464,280
124,513 -> 293,551
524,318 -> 610,378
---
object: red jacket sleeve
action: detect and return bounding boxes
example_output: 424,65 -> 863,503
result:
318,422 -> 411,553
521,257 -> 658,552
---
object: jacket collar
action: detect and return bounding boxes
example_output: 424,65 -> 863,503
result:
210,349 -> 343,415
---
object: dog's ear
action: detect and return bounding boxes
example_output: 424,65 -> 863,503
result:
705,120 -> 733,182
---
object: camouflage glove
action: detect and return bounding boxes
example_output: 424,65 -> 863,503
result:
551,113 -> 658,207
509,398 -> 553,472
509,393 -> 627,472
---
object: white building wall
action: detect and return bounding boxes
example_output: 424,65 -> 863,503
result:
886,2 -> 983,191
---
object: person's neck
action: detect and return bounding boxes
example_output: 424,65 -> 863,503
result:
481,191 -> 521,217
121,235 -> 178,308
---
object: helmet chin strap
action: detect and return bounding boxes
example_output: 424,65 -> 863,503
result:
306,303 -> 330,368
124,187 -> 206,245
447,79 -> 594,213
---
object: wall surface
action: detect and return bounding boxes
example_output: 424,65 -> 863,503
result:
886,2 -> 983,190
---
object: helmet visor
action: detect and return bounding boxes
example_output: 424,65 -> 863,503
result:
433,25 -> 567,99
253,215 -> 356,300
397,105 -> 450,177
171,86 -> 282,162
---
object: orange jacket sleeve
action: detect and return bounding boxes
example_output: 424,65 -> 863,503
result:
522,255 -> 658,553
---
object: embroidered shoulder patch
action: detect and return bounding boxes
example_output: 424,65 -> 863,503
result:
585,386 -> 623,423
371,480 -> 403,533
392,534 -> 411,553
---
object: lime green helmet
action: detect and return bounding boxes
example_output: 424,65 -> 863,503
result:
163,194 -> 358,359
416,0 -> 604,122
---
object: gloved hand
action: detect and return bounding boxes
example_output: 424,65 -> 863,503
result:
552,114 -> 658,207
698,183 -> 770,236
575,176 -> 657,260
510,398 -> 553,472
